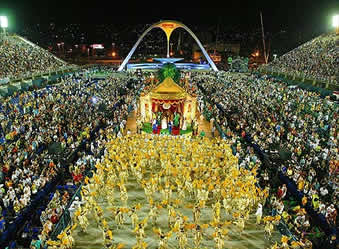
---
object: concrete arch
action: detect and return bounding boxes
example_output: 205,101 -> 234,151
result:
118,20 -> 218,72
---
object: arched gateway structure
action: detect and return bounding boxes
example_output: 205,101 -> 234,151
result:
118,20 -> 218,72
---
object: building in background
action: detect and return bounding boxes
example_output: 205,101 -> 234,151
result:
192,42 -> 240,62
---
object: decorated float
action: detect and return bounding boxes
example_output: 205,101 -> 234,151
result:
139,76 -> 197,135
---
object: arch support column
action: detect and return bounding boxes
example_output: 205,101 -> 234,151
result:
118,20 -> 218,72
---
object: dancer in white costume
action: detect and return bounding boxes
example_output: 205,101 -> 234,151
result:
161,117 -> 167,129
256,203 -> 263,224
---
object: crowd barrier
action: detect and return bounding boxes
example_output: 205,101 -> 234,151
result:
49,185 -> 82,241
257,68 -> 338,91
0,65 -> 107,98
272,209 -> 297,241
214,121 -> 226,139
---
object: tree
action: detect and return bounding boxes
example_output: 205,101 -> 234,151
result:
157,63 -> 181,83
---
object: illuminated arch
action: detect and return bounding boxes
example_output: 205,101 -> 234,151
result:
118,20 -> 218,72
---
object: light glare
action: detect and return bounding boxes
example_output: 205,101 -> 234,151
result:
333,15 -> 339,28
0,16 -> 8,28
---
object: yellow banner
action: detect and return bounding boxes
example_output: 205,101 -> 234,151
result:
156,22 -> 182,42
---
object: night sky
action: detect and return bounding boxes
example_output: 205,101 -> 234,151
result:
1,0 -> 338,33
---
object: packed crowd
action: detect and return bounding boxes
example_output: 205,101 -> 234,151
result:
0,35 -> 67,81
22,116 -> 115,249
261,33 -> 338,83
0,69 -> 143,248
192,71 -> 338,247
1,38 -> 338,248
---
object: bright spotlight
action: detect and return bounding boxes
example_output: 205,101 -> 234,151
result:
0,16 -> 8,28
333,15 -> 339,28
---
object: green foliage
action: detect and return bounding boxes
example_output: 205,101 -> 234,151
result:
157,63 -> 181,83
142,122 -> 192,135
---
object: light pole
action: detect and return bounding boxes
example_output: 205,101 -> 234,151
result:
333,15 -> 339,35
57,43 -> 61,55
0,16 -> 8,36
170,42 -> 173,57
61,42 -> 65,55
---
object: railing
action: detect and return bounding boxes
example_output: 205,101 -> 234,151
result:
0,66 -> 110,98
272,209 -> 297,241
257,67 -> 338,91
0,62 -> 123,89
0,65 -> 79,85
49,184 -> 83,240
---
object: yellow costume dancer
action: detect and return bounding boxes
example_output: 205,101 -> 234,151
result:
193,224 -> 203,248
193,203 -> 201,224
177,227 -> 188,249
213,201 -> 221,223
148,200 -> 160,225
75,208 -> 89,232
153,228 -> 172,249
129,204 -> 141,228
134,218 -> 148,245
103,228 -> 113,249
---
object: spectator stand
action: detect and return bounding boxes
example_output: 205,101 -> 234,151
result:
264,74 -> 335,98
197,82 -> 337,248
258,68 -> 338,91
197,84 -> 294,238
0,68 -> 141,248
217,98 -> 336,245
0,175 -> 60,248
0,68 -> 79,98
258,33 -> 338,90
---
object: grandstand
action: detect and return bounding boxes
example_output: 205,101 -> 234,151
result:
261,33 -> 338,86
0,34 -> 68,82
0,21 -> 337,249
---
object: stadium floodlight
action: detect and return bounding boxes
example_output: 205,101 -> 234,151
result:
333,15 -> 339,28
333,15 -> 339,35
0,16 -> 8,28
0,16 -> 8,36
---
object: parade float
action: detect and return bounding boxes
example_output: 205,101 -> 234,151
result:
138,65 -> 197,135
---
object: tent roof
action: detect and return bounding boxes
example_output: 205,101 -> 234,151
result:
151,77 -> 186,94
